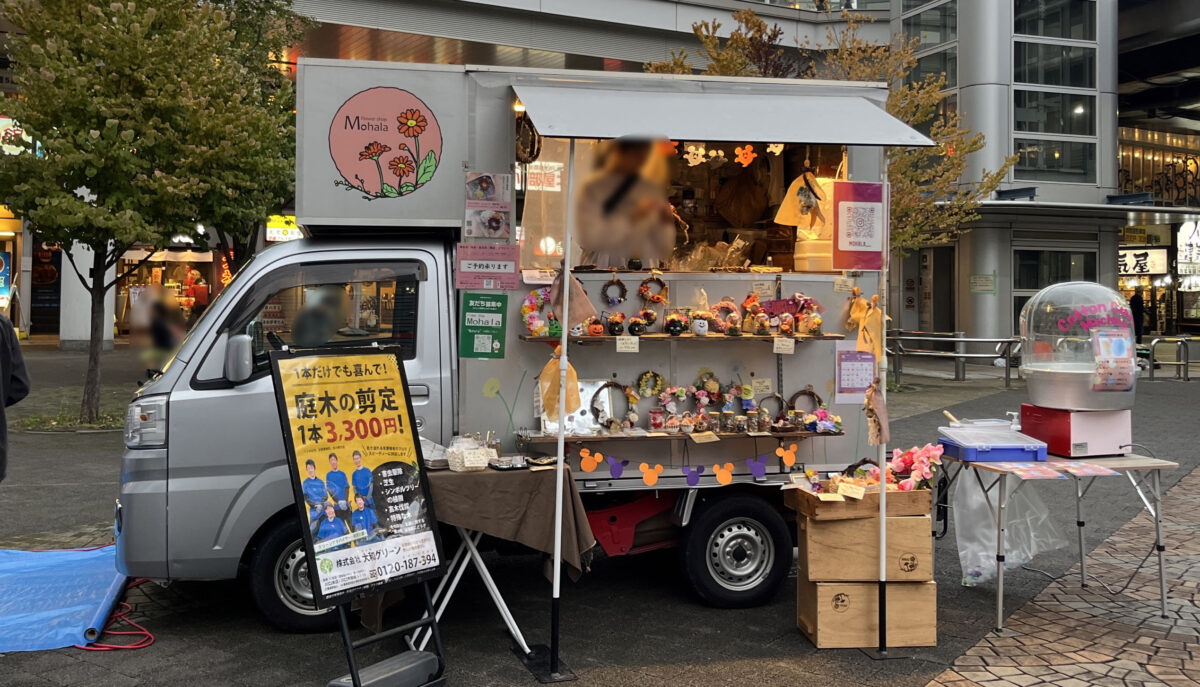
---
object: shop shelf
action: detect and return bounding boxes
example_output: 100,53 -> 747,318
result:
518,333 -> 845,344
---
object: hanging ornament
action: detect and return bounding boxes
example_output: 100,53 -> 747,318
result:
766,143 -> 784,156
735,145 -> 758,167
684,145 -> 706,166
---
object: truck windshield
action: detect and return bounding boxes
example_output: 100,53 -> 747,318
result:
224,260 -> 425,377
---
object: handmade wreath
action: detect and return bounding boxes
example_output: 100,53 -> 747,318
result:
710,297 -> 740,329
520,287 -> 556,336
658,385 -> 695,415
787,385 -> 824,415
696,369 -> 722,395
602,273 -> 628,307
638,273 -> 668,305
636,370 -> 665,398
758,392 -> 787,423
590,380 -> 630,430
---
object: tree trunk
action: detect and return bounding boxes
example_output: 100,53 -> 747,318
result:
80,247 -> 106,423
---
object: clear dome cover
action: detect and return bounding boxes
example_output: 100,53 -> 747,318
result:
1019,281 -> 1136,410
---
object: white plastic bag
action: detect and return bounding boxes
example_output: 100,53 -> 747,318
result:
954,471 -> 1069,586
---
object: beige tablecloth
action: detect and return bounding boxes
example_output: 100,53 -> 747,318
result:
426,466 -> 596,580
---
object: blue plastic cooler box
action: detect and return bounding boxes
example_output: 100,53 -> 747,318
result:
938,423 -> 1048,462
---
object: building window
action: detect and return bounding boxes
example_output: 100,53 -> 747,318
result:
903,2 -> 956,49
1013,248 -> 1098,333
1014,0 -> 1096,41
1014,138 -> 1097,183
1014,42 -> 1095,88
1014,91 -> 1095,136
903,0 -> 935,11
908,49 -> 957,88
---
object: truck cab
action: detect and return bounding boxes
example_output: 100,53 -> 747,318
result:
118,237 -> 455,630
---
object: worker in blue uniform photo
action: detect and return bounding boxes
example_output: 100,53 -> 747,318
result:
325,452 -> 351,516
316,502 -> 349,550
350,450 -> 373,507
301,459 -> 327,530
350,493 -> 381,544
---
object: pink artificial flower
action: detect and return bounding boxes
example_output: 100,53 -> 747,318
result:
815,408 -> 829,421
892,448 -> 903,461
868,465 -> 881,480
898,477 -> 916,491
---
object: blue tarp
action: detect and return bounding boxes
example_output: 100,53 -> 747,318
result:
0,546 -> 126,652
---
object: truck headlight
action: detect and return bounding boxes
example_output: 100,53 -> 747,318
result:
125,395 -> 168,448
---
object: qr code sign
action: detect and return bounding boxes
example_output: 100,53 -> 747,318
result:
837,201 -> 882,252
473,334 -> 493,353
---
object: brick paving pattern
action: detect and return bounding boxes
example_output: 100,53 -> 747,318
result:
928,467 -> 1200,687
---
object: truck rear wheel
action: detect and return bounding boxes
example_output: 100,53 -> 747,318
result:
248,519 -> 337,633
680,494 -> 791,608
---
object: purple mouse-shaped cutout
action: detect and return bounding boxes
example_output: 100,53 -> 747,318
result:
682,465 -> 705,486
747,455 -> 768,480
607,456 -> 629,479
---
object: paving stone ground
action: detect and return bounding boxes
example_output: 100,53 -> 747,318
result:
4,352 -> 1200,686
929,467 -> 1200,687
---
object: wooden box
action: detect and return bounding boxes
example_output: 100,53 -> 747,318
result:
784,486 -> 931,521
798,515 -> 932,582
797,579 -> 937,649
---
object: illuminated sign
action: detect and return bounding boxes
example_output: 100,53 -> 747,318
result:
1119,248 -> 1168,275
266,215 -> 303,242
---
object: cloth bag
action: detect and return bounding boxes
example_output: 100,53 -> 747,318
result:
539,345 -> 580,421
550,267 -> 596,328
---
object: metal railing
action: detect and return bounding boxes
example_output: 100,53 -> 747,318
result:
1148,335 -> 1192,381
887,330 -> 1022,388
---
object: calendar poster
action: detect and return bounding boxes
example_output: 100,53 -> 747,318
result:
835,340 -> 875,404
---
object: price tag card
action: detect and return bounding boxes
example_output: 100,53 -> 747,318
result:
689,431 -> 720,444
616,336 -> 639,353
773,337 -> 795,355
837,483 -> 866,500
752,281 -> 775,299
816,492 -> 846,502
751,377 -> 773,395
521,269 -> 557,285
463,448 -> 493,468
746,431 -> 773,437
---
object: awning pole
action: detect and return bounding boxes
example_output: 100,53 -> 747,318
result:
877,167 -> 891,656
550,137 -> 577,678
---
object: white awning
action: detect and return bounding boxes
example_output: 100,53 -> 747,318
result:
513,84 -> 934,147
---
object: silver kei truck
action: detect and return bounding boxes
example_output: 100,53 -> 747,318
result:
115,59 -> 924,631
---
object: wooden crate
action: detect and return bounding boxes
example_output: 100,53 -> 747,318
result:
784,486 -> 931,521
797,579 -> 937,649
798,515 -> 932,582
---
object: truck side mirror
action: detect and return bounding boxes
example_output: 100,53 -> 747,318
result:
225,333 -> 254,383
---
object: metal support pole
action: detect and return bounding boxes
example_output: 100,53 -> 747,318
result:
1153,470 -> 1168,619
549,138 -> 577,677
995,473 -> 1008,632
1182,339 -> 1190,382
1074,476 -> 1087,588
337,604 -> 363,687
954,331 -> 966,381
1149,338 -> 1161,381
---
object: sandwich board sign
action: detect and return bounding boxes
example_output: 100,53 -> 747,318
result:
270,347 -> 444,608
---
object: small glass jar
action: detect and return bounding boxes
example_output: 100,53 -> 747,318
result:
745,409 -> 759,432
721,410 -> 736,433
734,415 -> 748,433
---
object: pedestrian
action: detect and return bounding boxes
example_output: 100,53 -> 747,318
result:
0,313 -> 28,483
1130,289 -> 1145,344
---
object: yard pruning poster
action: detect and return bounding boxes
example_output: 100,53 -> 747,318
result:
270,348 -> 443,608
831,181 -> 886,271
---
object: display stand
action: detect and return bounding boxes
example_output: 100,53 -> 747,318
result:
331,582 -> 446,687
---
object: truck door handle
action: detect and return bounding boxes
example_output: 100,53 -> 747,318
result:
408,384 -> 430,398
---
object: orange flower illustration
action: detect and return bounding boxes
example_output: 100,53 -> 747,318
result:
397,109 -> 427,138
359,141 -> 391,161
388,155 -> 414,178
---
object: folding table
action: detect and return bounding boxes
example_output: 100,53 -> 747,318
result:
941,454 -> 1177,631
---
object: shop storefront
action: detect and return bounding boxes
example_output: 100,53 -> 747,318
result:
115,247 -> 220,333
1118,224 -> 1173,337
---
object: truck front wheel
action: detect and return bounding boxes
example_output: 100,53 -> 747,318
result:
248,519 -> 338,633
680,494 -> 791,608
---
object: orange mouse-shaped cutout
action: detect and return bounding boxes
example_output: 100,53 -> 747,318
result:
639,463 -> 665,487
775,443 -> 799,467
580,449 -> 605,472
713,462 -> 735,485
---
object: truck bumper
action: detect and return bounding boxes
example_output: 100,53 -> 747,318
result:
115,448 -> 169,579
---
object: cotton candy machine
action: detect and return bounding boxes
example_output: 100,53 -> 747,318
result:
1019,281 -> 1136,412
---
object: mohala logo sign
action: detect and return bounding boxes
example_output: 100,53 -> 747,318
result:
329,87 -> 443,201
